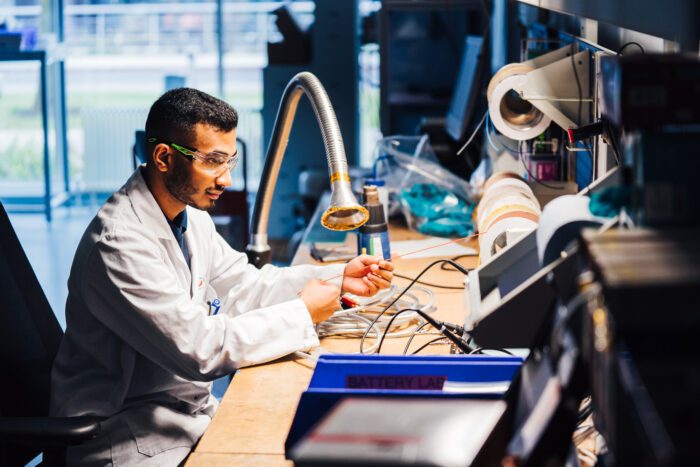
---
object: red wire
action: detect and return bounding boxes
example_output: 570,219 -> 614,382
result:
319,231 -> 482,284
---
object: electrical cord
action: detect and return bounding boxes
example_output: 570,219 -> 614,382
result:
411,337 -> 451,355
403,318 -> 474,354
617,41 -> 645,55
518,140 -> 565,190
402,321 -> 431,355
359,259 -> 471,353
487,112 -> 565,190
440,255 -> 473,271
377,307 -> 474,354
468,347 -> 514,356
319,285 -> 437,352
577,397 -> 593,425
457,110 -> 488,156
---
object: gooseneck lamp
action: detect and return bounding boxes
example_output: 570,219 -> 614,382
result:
245,72 -> 369,268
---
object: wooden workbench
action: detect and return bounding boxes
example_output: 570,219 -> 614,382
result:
186,226 -> 478,466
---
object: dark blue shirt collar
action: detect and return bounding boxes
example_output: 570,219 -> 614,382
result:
168,209 -> 188,236
166,209 -> 190,265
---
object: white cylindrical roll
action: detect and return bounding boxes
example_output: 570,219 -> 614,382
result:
476,173 -> 541,265
536,195 -> 605,267
487,63 -> 551,141
480,216 -> 539,264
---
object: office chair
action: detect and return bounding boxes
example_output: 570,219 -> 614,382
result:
132,129 -> 149,169
0,201 -> 101,467
418,35 -> 486,178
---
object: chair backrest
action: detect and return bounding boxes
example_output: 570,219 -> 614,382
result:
0,201 -> 63,419
133,129 -> 149,169
0,201 -> 63,464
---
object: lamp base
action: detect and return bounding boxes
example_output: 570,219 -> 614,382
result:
245,247 -> 272,269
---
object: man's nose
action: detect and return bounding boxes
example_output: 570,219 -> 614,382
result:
216,167 -> 233,188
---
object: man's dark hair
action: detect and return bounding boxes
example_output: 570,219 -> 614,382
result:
145,88 -> 238,156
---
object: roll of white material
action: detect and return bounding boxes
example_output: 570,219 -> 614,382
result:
479,216 -> 539,264
487,63 -> 551,141
536,195 -> 605,267
477,173 -> 541,264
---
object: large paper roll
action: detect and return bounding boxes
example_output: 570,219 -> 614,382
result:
487,63 -> 551,141
536,195 -> 605,267
477,173 -> 541,264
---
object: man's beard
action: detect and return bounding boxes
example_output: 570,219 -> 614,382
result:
165,159 -> 213,211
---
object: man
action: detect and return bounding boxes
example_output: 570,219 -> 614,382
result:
50,88 -> 393,466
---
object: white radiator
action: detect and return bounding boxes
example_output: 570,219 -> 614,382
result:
81,107 -> 150,192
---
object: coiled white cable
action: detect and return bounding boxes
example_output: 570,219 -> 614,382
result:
314,285 -> 437,354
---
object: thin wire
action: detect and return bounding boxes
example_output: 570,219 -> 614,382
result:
457,110 -> 488,156
321,232 -> 481,284
485,112 -> 501,152
518,140 -> 565,190
411,337 -> 450,355
376,304 -> 472,355
403,321 -> 431,355
393,272 -> 465,290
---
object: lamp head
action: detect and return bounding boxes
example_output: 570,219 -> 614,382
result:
321,175 -> 369,231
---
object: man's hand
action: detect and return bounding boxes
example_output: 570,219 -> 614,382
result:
299,279 -> 341,323
342,255 -> 394,297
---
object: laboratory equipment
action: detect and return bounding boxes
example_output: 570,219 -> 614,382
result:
357,185 -> 391,260
246,72 -> 368,267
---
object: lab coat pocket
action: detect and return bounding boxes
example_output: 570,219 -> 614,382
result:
124,404 -> 209,458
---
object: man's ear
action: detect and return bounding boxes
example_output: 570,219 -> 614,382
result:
152,144 -> 171,173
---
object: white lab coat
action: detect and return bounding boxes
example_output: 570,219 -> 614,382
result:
50,168 -> 344,466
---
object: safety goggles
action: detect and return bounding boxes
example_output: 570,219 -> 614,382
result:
148,137 -> 238,174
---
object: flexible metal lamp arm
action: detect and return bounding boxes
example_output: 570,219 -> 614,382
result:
245,72 -> 368,268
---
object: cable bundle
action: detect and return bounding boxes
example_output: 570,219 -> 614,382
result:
316,285 -> 437,354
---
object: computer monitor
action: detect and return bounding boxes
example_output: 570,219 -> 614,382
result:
445,35 -> 485,142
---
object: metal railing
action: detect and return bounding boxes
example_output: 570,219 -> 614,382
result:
4,1 -> 315,56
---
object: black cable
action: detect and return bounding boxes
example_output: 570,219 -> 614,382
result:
359,259 -> 471,353
376,307 -> 474,355
393,272 -> 465,290
440,254 -> 473,271
617,41 -> 645,55
411,337 -> 451,355
604,119 -> 623,166
402,320 -> 467,355
468,347 -> 514,356
577,398 -> 593,424
438,320 -> 467,335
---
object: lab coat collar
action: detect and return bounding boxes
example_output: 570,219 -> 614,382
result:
125,167 -> 195,288
125,166 -> 177,241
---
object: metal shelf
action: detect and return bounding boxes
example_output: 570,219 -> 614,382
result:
515,0 -> 699,50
